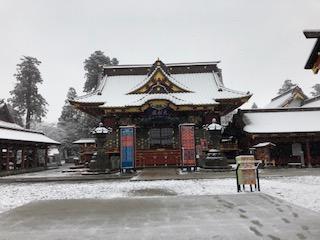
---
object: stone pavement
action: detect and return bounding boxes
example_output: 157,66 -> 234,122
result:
1,165 -> 320,183
131,167 -> 320,181
0,194 -> 319,240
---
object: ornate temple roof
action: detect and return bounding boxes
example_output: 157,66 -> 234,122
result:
71,60 -> 251,114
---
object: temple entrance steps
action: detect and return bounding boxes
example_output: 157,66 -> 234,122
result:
136,149 -> 180,168
133,168 -> 178,181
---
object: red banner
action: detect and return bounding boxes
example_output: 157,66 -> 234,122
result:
180,124 -> 196,166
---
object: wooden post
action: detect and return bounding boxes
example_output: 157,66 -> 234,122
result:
31,147 -> 36,168
13,148 -> 17,170
6,147 -> 9,171
21,147 -> 25,169
44,146 -> 48,168
26,148 -> 30,169
306,141 -> 312,168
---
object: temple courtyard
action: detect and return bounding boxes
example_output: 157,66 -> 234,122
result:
0,169 -> 320,239
0,193 -> 320,240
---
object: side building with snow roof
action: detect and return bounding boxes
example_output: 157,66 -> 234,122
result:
0,102 -> 60,173
231,86 -> 320,167
70,59 -> 251,168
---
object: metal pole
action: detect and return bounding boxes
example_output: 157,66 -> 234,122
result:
256,167 -> 260,191
236,164 -> 240,192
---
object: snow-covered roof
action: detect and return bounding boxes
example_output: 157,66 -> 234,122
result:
302,96 -> 320,108
74,62 -> 251,108
0,128 -> 60,144
265,90 -> 293,108
0,120 -> 24,130
74,72 -> 250,108
0,120 -> 60,145
253,142 -> 276,148
73,138 -> 96,144
264,86 -> 306,108
242,108 -> 320,134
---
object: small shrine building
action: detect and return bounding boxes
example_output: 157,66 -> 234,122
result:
70,60 -> 251,167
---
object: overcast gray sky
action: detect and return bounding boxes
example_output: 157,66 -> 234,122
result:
0,0 -> 319,122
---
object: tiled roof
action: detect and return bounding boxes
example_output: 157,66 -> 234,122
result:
0,120 -> 60,145
264,86 -> 307,108
73,138 -> 96,144
302,96 -> 320,108
242,108 -> 320,133
73,69 -> 250,108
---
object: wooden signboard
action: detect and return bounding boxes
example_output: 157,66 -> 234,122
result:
236,155 -> 256,185
120,126 -> 136,170
179,123 -> 196,167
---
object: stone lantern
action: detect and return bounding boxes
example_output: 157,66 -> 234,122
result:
201,118 -> 230,170
205,118 -> 223,150
90,122 -> 112,173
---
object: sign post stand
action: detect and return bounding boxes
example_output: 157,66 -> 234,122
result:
235,155 -> 261,192
120,126 -> 136,173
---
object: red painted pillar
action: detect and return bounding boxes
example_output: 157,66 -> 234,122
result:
306,141 -> 312,168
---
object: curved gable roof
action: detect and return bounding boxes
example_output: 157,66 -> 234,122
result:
71,60 -> 251,109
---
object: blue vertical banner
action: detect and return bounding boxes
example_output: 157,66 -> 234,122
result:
120,126 -> 136,169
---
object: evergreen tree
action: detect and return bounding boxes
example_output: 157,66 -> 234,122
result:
9,56 -> 47,129
58,87 -> 99,158
58,88 -> 82,157
32,122 -> 65,143
58,87 -> 79,123
278,79 -> 295,94
83,50 -> 119,92
311,84 -> 320,97
251,102 -> 258,109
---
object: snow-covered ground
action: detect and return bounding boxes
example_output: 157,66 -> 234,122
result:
1,176 -> 320,214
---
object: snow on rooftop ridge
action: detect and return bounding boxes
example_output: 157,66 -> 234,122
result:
0,128 -> 60,144
102,61 -> 221,69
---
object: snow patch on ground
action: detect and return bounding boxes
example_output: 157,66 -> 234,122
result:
1,176 -> 320,214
